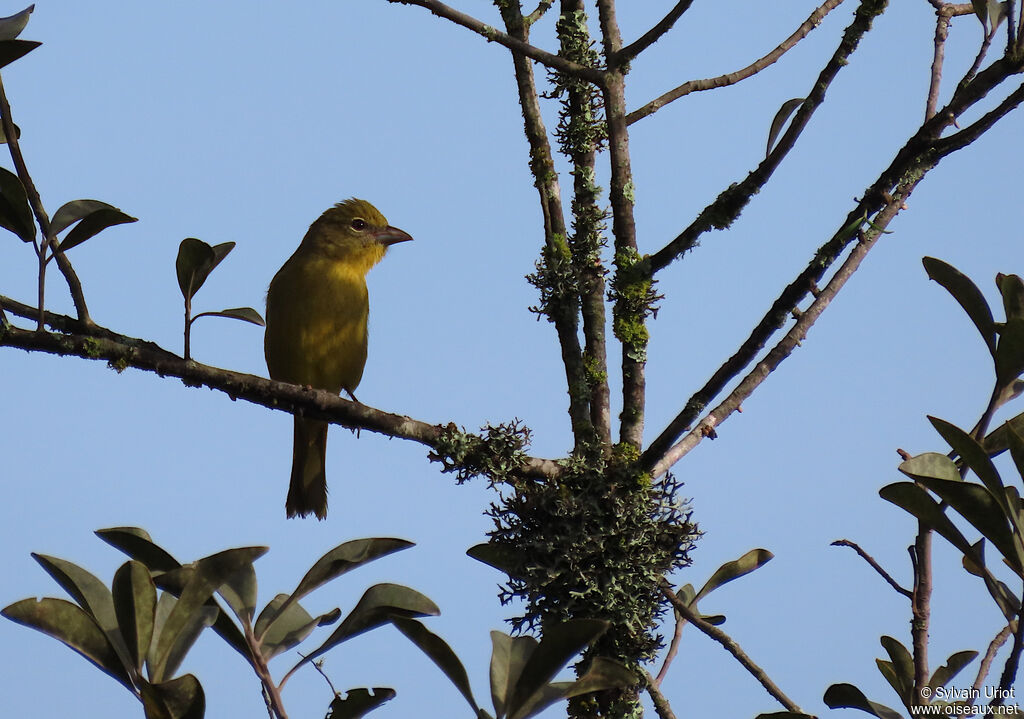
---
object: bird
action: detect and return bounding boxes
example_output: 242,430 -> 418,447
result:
264,198 -> 412,519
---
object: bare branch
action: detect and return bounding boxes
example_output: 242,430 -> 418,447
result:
926,8 -> 952,120
385,0 -> 604,83
654,601 -> 685,686
647,192 -> 912,477
832,539 -> 913,597
496,2 -> 593,450
641,53 -> 1024,475
0,300 -> 562,480
643,668 -> 679,719
911,527 -> 933,702
659,581 -> 804,713
524,0 -> 554,26
972,623 -> 1013,695
627,0 -> 847,125
645,0 -> 885,274
991,597 -> 1024,707
596,0 -> 646,449
0,72 -> 92,326
615,1 -> 695,66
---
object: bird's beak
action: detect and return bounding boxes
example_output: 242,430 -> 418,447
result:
373,226 -> 413,246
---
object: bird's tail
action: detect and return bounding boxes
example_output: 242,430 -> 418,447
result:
286,417 -> 329,520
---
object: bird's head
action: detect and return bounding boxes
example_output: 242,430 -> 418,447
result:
302,198 -> 413,263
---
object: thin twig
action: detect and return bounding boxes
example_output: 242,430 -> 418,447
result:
648,192 -> 912,477
385,0 -> 604,84
645,0 -> 887,274
991,589 -> 1024,708
627,0 -> 847,125
615,0 -> 695,66
524,0 -> 553,27
644,668 -> 679,719
971,623 -> 1013,697
832,539 -> 913,597
0,302 -> 563,480
641,56 -> 1024,475
654,605 -> 685,686
926,8 -> 951,120
659,581 -> 804,713
0,72 -> 92,326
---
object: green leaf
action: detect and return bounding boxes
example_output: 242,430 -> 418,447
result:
997,273 -> 1024,322
2,597 -> 133,690
514,657 -> 636,719
972,0 -> 990,25
112,560 -> 157,674
148,593 -> 217,683
766,98 -> 803,157
922,257 -> 997,356
879,482 -> 974,556
823,683 -> 904,719
996,318 -> 1024,389
96,527 -> 181,574
216,559 -> 258,624
0,6 -> 34,41
192,307 -> 265,327
51,199 -> 136,251
96,528 -> 250,659
31,553 -> 134,670
391,617 -> 479,714
291,583 -> 439,674
695,548 -> 773,603
175,238 -> 234,301
898,452 -> 962,483
505,619 -> 610,719
139,673 -> 205,719
326,688 -> 397,719
467,543 -> 524,577
0,38 -> 39,69
148,547 -> 266,681
491,631 -> 538,719
256,538 -> 412,641
929,650 -> 978,690
917,477 -> 1021,575
928,417 -> 1006,509
0,165 -> 33,241
878,636 -> 914,707
256,594 -> 334,661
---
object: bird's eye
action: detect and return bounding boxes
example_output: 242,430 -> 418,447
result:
351,218 -> 367,231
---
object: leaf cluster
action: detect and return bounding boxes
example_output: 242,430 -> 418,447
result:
2,528 -> 433,719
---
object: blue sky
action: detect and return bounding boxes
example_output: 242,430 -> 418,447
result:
2,2 -> 1022,718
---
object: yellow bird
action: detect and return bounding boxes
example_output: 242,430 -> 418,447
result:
265,198 -> 412,519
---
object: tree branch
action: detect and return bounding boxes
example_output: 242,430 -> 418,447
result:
659,581 -> 804,714
925,7 -> 952,120
596,0 -> 646,449
832,539 -> 913,597
643,668 -> 679,719
972,623 -> 1013,696
0,300 -> 562,480
626,0 -> 847,125
385,0 -> 604,84
496,2 -> 593,451
615,0 -> 695,66
647,192 -> 912,477
0,72 -> 92,326
641,53 -> 1024,475
645,0 -> 887,274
